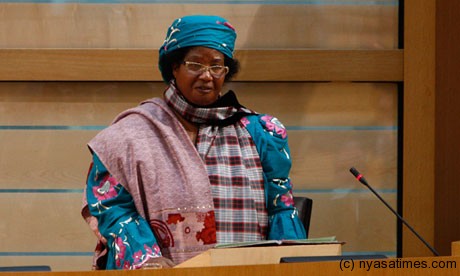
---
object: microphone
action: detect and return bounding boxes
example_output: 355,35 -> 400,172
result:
349,167 -> 440,256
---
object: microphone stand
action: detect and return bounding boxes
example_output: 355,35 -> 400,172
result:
349,167 -> 440,256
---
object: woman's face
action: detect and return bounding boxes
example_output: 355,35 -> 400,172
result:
173,46 -> 227,106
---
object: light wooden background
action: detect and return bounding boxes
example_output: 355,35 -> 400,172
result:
0,2 -> 399,271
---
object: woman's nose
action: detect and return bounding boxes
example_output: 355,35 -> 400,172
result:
198,69 -> 213,80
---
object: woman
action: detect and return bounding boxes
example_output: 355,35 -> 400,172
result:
81,14 -> 306,270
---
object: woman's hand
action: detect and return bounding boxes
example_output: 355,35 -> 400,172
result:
141,257 -> 176,269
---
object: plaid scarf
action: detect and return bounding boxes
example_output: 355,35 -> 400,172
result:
164,84 -> 268,243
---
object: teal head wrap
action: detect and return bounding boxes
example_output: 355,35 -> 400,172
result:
158,15 -> 237,80
160,15 -> 236,58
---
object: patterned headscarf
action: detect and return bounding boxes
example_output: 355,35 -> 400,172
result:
160,15 -> 236,58
158,15 -> 237,80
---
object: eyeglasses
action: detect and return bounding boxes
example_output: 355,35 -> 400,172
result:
182,61 -> 229,78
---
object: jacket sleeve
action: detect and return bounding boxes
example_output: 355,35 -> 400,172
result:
244,114 -> 307,240
86,153 -> 162,269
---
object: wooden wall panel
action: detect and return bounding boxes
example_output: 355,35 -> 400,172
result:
273,192 -> 397,253
231,82 -> 397,127
403,0 -> 436,257
0,194 -> 95,251
0,49 -> 403,82
289,131 -> 397,189
1,82 -> 397,126
0,130 -> 396,190
0,3 -> 398,49
1,82 -> 397,189
435,0 -> 460,255
0,82 -> 160,125
0,131 -> 96,188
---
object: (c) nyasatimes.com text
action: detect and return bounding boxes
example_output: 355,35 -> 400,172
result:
339,258 -> 457,271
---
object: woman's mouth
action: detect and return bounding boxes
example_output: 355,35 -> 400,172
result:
196,86 -> 213,94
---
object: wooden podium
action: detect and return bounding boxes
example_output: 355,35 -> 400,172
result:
176,242 -> 343,267
3,256 -> 460,276
4,242 -> 460,275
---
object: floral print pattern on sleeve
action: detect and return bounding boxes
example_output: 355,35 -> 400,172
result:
242,114 -> 306,240
86,154 -> 162,270
260,115 -> 287,139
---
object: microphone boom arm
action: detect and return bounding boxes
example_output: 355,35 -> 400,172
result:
349,167 -> 440,256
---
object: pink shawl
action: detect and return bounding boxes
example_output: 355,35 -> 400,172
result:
84,98 -> 216,264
